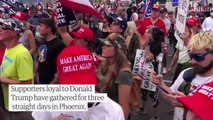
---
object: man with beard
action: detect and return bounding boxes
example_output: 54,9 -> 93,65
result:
150,32 -> 213,120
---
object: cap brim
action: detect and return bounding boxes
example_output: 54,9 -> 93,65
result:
110,16 -> 118,23
98,38 -> 112,46
186,22 -> 197,27
177,96 -> 213,120
72,32 -> 83,39
152,8 -> 160,11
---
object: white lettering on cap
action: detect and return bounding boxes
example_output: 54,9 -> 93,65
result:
79,63 -> 92,70
63,65 -> 78,72
73,55 -> 93,62
78,28 -> 85,32
117,17 -> 123,21
60,57 -> 73,64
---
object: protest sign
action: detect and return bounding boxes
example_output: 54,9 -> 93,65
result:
136,0 -> 143,6
133,49 -> 144,75
172,0 -> 179,7
133,49 -> 163,92
144,0 -> 155,17
175,0 -> 189,42
1,0 -> 18,11
56,0 -> 77,27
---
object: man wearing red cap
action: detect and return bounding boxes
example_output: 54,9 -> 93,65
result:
56,46 -> 97,84
58,25 -> 95,48
138,5 -> 166,36
138,9 -> 145,21
32,46 -> 125,120
135,9 -> 145,26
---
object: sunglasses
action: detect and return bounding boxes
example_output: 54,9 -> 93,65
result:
2,24 -> 13,31
188,50 -> 213,62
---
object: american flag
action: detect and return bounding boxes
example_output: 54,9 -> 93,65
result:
144,0 -> 155,17
59,0 -> 102,19
37,0 -> 44,10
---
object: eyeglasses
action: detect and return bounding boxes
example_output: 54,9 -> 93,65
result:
2,24 -> 13,31
188,50 -> 213,62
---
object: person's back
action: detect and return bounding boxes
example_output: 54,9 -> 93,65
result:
202,11 -> 213,31
32,46 -> 125,120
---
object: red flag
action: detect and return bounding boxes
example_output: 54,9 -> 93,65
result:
59,0 -> 102,19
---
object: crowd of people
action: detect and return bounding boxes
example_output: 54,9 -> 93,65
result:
0,1 -> 212,120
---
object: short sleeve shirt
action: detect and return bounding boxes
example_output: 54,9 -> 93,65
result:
106,71 -> 133,103
138,18 -> 166,36
1,44 -> 33,110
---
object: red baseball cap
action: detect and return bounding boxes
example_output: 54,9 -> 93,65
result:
152,5 -> 160,11
57,46 -> 97,84
177,81 -> 213,120
139,9 -> 145,14
12,12 -> 28,21
186,18 -> 199,27
72,26 -> 95,42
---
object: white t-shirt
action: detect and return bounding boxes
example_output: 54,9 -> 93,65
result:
162,18 -> 171,32
170,68 -> 213,120
32,97 -> 125,120
175,41 -> 190,64
202,17 -> 213,31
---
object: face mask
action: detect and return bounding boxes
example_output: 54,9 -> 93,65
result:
211,12 -> 213,17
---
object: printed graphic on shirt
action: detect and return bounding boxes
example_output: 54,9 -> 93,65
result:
189,83 -> 200,95
1,56 -> 13,75
38,45 -> 47,62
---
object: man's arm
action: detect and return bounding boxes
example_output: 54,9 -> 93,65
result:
50,73 -> 59,84
57,26 -> 73,46
167,50 -> 179,76
26,30 -> 36,55
0,76 -> 32,84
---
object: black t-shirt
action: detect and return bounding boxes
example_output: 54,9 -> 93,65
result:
38,37 -> 65,84
106,71 -> 133,103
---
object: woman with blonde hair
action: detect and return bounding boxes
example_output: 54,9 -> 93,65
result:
100,33 -> 133,120
126,21 -> 140,66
